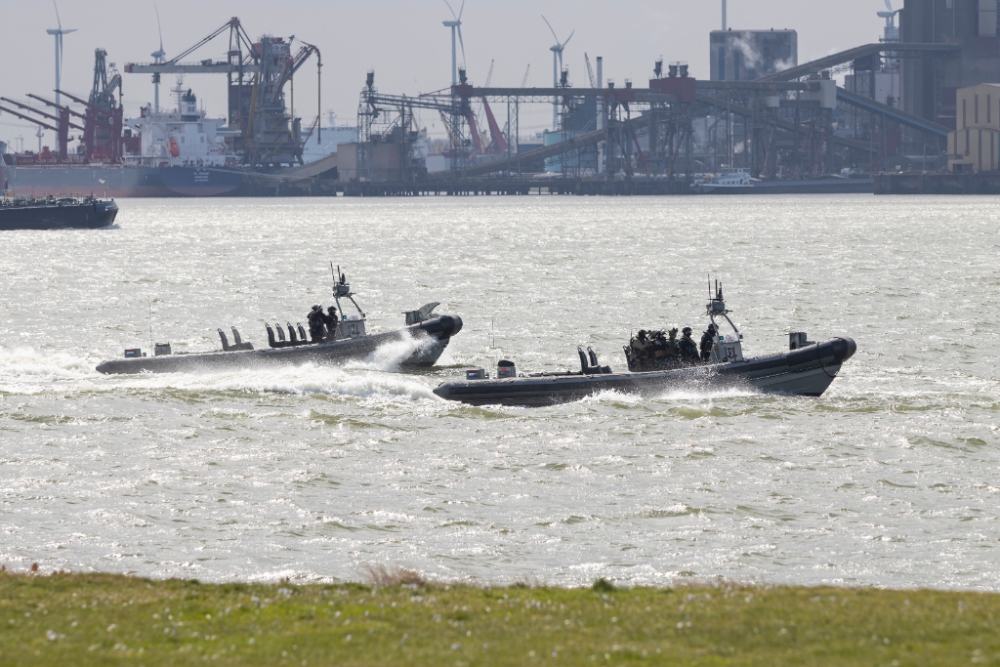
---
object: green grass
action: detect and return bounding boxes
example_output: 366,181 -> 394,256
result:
2,571 -> 999,666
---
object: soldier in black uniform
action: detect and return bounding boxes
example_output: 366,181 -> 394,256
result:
667,328 -> 680,358
323,306 -> 339,340
307,305 -> 326,342
678,327 -> 699,361
700,323 -> 718,362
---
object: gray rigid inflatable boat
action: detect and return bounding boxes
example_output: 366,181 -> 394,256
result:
96,268 -> 462,375
97,314 -> 463,375
433,285 -> 856,407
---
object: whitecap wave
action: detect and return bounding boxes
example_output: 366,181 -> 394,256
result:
343,332 -> 437,373
0,346 -> 97,394
578,384 -> 759,406
0,340 -> 439,404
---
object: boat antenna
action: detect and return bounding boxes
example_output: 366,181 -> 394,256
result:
330,262 -> 343,320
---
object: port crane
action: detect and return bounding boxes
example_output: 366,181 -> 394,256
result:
125,17 -> 322,167
0,49 -> 124,162
0,98 -> 79,161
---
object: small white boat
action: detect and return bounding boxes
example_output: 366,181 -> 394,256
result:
692,169 -> 752,194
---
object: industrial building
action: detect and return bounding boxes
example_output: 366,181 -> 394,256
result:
8,0 -> 1000,197
710,29 -> 798,81
948,83 -> 1000,170
900,0 -> 1000,129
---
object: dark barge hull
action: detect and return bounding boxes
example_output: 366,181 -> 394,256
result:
433,337 -> 856,407
96,315 -> 463,375
0,199 -> 118,230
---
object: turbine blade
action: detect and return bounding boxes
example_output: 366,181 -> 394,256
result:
562,30 -> 574,49
53,0 -> 61,30
458,25 -> 466,68
541,15 -> 559,44
155,2 -> 164,53
884,0 -> 892,12
443,0 -> 457,20
458,0 -> 465,21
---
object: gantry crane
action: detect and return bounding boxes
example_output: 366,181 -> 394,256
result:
125,17 -> 321,168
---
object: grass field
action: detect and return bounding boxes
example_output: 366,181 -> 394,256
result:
1,570 -> 998,666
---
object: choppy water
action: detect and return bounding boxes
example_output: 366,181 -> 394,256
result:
2,195 -> 999,590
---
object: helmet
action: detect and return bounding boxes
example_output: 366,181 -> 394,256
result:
638,329 -> 647,336
312,304 -> 321,311
682,327 -> 692,335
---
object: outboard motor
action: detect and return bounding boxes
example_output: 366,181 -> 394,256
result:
276,324 -> 286,342
266,324 -> 276,348
219,328 -> 232,351
297,324 -> 307,341
497,360 -> 517,379
287,323 -> 297,343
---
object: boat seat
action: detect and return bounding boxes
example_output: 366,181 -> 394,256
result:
578,347 -> 613,375
265,321 -> 310,348
220,327 -> 254,352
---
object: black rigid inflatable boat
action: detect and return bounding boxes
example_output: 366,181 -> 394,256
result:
433,285 -> 856,407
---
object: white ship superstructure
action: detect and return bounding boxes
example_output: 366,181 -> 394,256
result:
125,84 -> 239,168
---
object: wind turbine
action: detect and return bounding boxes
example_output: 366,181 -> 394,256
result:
151,4 -> 167,112
46,0 -> 76,152
877,0 -> 900,42
442,0 -> 466,87
542,15 -> 573,131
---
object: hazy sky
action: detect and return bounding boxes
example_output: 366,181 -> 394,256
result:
0,0 -> 887,148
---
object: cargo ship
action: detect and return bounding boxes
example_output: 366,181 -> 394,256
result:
2,87 -> 246,198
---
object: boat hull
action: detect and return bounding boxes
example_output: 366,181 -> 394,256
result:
693,179 -> 874,195
4,164 -> 244,198
433,337 -> 856,407
96,315 -> 463,374
0,199 -> 118,230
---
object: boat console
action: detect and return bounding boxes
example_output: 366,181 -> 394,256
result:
705,281 -> 745,364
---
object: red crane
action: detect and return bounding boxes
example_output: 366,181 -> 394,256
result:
56,89 -> 123,162
0,97 -> 81,161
